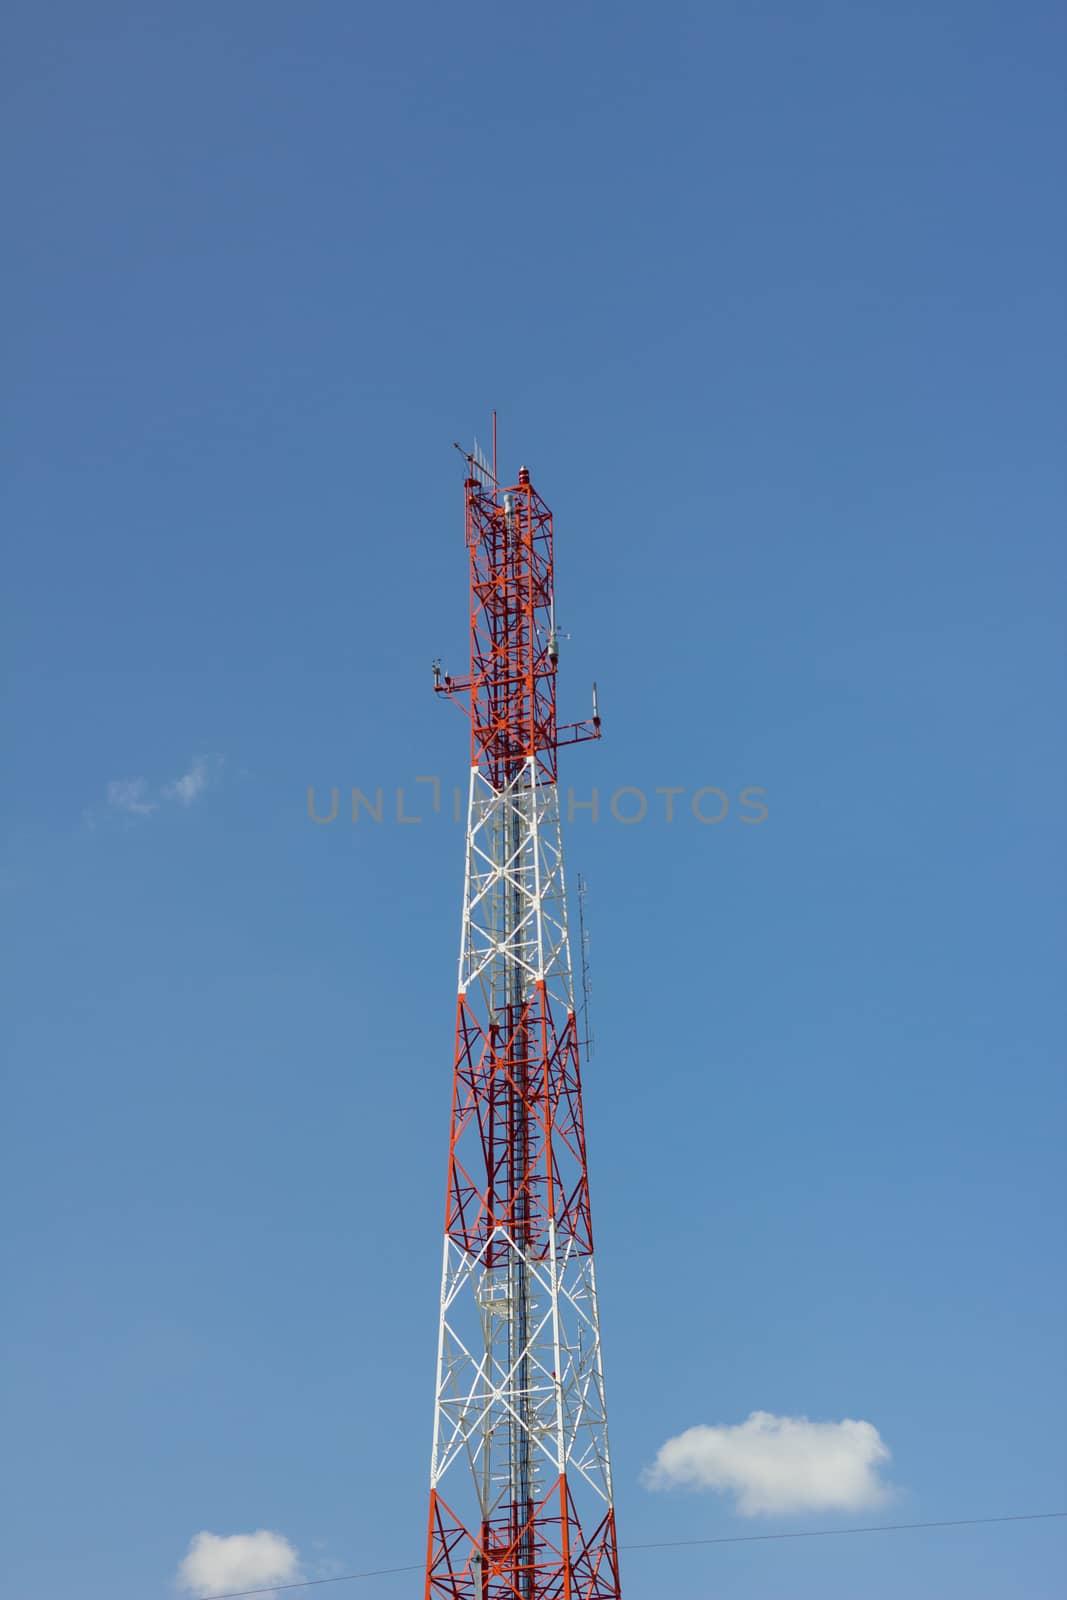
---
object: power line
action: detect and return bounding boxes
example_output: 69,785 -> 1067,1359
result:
200,1566 -> 420,1599
198,1511 -> 1067,1599
622,1510 -> 1067,1550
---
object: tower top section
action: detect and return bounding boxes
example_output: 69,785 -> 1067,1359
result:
434,445 -> 600,788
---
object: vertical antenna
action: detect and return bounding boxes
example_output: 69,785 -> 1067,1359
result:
576,872 -> 595,1060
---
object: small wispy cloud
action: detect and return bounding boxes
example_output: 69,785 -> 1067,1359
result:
102,756 -> 218,822
644,1410 -> 894,1516
107,777 -> 158,816
177,1530 -> 301,1598
164,759 -> 209,807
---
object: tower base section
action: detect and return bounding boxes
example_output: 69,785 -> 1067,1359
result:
426,1481 -> 621,1600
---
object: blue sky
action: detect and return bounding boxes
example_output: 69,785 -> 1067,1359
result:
2,1 -> 1065,1596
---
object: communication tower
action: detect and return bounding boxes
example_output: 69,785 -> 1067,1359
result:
425,435 -> 622,1600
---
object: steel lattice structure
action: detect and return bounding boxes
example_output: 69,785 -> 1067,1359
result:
425,444 -> 621,1600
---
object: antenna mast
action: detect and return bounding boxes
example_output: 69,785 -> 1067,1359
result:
425,439 -> 621,1599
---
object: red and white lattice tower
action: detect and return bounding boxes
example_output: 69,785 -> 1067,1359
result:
425,438 -> 622,1600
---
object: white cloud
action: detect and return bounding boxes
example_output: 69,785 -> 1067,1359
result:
644,1410 -> 893,1516
177,1530 -> 301,1597
165,758 -> 209,807
107,777 -> 158,815
102,756 -> 216,821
